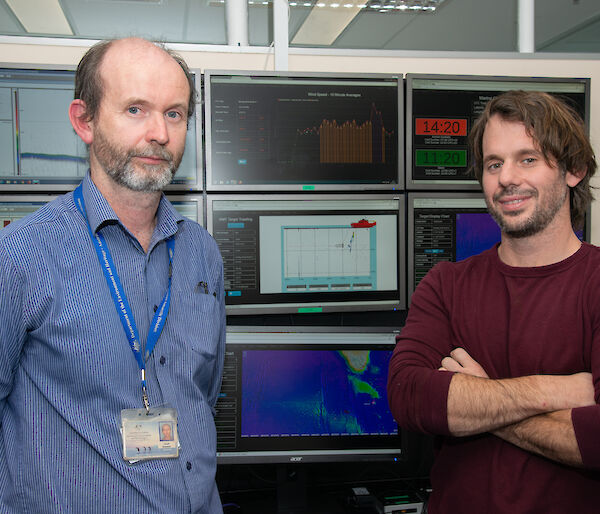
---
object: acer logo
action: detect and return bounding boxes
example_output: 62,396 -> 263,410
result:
289,456 -> 303,462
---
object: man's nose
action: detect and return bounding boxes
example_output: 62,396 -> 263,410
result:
498,160 -> 522,187
146,113 -> 169,145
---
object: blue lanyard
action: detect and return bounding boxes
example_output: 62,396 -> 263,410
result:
74,185 -> 174,412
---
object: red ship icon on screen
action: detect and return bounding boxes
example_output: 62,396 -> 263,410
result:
351,219 -> 376,228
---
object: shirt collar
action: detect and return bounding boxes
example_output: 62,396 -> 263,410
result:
80,172 -> 183,241
154,193 -> 183,241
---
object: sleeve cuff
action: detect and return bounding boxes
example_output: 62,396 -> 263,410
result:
424,369 -> 454,436
572,405 -> 600,469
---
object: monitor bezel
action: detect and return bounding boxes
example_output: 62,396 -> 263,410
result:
405,73 -> 591,191
0,62 -> 203,192
204,69 -> 404,192
216,325 -> 404,465
0,192 -> 204,227
206,192 -> 407,315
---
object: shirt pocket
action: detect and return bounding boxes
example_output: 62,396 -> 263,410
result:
168,288 -> 221,376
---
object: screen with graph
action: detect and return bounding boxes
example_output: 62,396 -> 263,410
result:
204,71 -> 402,190
207,194 -> 405,314
0,66 -> 202,191
407,193 -> 501,300
216,328 -> 402,464
405,74 -> 590,189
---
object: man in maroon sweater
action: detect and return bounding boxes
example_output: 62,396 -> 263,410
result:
388,90 -> 599,513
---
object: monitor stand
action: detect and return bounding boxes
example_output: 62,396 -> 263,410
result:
276,464 -> 309,514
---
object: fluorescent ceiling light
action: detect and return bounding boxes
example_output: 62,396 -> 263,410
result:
6,0 -> 73,35
291,0 -> 446,46
292,1 -> 362,45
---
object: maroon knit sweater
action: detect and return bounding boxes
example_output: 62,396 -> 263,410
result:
388,243 -> 600,513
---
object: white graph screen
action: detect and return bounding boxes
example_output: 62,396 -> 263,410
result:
0,66 -> 200,190
283,223 -> 375,288
208,195 -> 405,314
260,214 -> 394,294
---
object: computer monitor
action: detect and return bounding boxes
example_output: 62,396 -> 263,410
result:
0,193 -> 204,228
165,194 -> 204,226
204,70 -> 403,191
216,327 -> 402,464
407,192 -> 501,301
405,74 -> 590,190
0,194 -> 58,227
0,64 -> 202,191
206,194 -> 406,314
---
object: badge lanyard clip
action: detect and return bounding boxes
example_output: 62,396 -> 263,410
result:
141,370 -> 150,413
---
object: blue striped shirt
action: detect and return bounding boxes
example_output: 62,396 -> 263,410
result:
0,175 -> 226,513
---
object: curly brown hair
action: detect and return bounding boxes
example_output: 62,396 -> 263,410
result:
469,90 -> 596,230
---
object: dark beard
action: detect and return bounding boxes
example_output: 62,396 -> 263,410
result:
486,184 -> 568,239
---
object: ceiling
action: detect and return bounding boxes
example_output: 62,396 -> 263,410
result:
0,0 -> 599,53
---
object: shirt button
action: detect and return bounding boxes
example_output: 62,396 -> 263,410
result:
159,356 -> 166,365
186,461 -> 192,471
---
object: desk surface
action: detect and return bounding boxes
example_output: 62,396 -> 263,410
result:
221,482 -> 428,514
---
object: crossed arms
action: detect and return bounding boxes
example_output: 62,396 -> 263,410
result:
441,347 -> 595,467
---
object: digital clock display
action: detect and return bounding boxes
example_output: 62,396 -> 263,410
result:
415,118 -> 468,137
415,149 -> 467,167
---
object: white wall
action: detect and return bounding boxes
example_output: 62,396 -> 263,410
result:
1,38 -> 599,242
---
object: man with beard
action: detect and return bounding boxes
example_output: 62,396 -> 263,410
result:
388,91 -> 600,513
0,38 -> 225,513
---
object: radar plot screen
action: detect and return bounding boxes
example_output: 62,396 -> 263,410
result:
206,73 -> 400,188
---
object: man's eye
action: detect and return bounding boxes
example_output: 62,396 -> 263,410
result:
523,157 -> 536,164
128,106 -> 140,115
166,111 -> 181,120
487,162 -> 502,170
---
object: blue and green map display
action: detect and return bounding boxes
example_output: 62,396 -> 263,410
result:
241,349 -> 396,437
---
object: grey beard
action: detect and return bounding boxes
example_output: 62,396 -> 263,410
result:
106,159 -> 175,192
93,138 -> 181,193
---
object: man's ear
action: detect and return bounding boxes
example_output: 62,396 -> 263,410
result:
69,99 -> 93,145
566,168 -> 585,188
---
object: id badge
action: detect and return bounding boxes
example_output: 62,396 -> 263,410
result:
121,407 -> 179,462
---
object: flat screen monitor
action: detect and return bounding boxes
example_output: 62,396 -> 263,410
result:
206,194 -> 406,314
407,192 -> 501,301
0,193 -> 204,228
215,327 -> 402,464
405,74 -> 590,190
0,194 -> 58,227
204,71 -> 403,191
0,65 -> 202,191
165,194 -> 204,226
